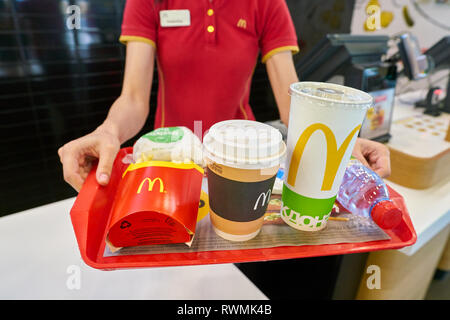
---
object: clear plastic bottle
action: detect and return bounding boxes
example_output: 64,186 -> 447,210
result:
337,159 -> 403,229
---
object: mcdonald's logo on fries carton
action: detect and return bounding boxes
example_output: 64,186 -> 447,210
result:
106,161 -> 204,250
137,177 -> 165,194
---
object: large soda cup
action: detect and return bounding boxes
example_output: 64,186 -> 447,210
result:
281,82 -> 373,231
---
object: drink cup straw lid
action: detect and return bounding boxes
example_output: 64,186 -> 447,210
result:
289,82 -> 373,108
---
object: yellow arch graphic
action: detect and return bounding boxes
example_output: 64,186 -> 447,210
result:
137,177 -> 164,194
237,19 -> 247,29
287,123 -> 361,191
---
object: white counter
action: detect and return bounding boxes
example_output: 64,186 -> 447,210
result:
0,198 -> 267,299
388,178 -> 450,256
386,95 -> 450,256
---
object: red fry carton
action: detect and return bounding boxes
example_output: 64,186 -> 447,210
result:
106,160 -> 204,251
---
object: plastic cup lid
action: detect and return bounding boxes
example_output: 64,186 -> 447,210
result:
289,82 -> 373,108
203,120 -> 286,169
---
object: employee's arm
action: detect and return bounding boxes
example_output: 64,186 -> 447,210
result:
101,41 -> 155,143
265,50 -> 299,126
58,41 -> 155,191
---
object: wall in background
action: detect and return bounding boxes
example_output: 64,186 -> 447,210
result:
351,0 -> 449,49
350,0 -> 450,94
0,0 -> 159,216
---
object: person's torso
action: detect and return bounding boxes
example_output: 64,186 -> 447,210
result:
153,0 -> 262,133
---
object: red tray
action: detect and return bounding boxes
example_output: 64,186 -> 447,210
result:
70,147 -> 417,270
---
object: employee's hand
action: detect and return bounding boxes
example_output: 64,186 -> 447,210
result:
58,128 -> 121,192
58,41 -> 155,192
352,138 -> 391,178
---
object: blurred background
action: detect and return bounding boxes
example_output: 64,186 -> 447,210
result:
0,0 -> 351,215
0,0 -> 130,214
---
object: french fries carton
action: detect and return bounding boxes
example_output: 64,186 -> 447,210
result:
106,161 -> 204,251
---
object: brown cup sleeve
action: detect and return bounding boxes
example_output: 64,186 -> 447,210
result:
207,168 -> 277,222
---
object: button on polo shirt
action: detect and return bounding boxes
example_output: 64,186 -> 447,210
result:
120,0 -> 299,134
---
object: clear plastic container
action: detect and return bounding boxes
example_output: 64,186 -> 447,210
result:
337,159 -> 403,229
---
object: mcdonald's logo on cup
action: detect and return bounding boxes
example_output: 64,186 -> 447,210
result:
281,82 -> 372,231
287,123 -> 361,191
253,189 -> 272,211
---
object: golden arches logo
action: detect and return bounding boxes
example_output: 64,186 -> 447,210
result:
287,123 -> 361,191
137,177 -> 165,194
237,19 -> 247,29
253,189 -> 272,211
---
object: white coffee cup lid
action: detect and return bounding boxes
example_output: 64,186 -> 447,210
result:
203,120 -> 286,169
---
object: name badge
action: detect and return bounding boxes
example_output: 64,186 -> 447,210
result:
160,10 -> 190,27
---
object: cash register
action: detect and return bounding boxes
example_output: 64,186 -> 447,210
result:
415,36 -> 450,115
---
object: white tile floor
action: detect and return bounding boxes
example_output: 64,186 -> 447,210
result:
0,198 -> 267,300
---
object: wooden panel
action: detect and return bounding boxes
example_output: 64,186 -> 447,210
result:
356,225 -> 450,300
387,113 -> 450,189
445,122 -> 450,142
437,235 -> 450,271
388,147 -> 450,189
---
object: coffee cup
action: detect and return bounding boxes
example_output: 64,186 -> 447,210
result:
203,120 -> 286,241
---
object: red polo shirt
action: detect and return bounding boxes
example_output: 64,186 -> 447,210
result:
120,0 -> 299,134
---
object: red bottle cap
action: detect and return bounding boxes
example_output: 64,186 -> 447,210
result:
371,200 -> 403,229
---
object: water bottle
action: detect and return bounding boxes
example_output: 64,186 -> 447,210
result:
337,159 -> 403,229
